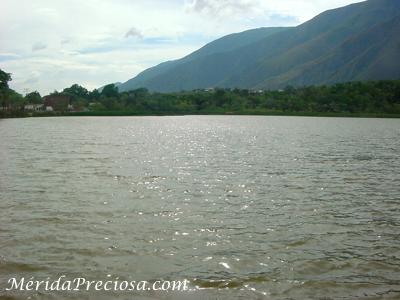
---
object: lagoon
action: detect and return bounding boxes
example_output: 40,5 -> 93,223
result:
0,116 -> 399,299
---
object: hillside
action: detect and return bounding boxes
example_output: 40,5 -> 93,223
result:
118,0 -> 400,92
119,27 -> 287,92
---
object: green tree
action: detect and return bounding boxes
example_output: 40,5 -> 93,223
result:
0,68 -> 12,110
62,84 -> 88,103
9,90 -> 24,110
89,89 -> 100,101
101,84 -> 119,98
25,91 -> 42,104
0,69 -> 11,89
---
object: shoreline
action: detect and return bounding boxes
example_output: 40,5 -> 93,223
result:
1,111 -> 400,119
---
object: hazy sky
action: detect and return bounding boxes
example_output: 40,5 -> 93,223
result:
0,0 -> 364,95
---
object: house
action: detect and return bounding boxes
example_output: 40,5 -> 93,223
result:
249,89 -> 264,94
24,104 -> 44,111
0,104 -> 12,111
43,95 -> 71,111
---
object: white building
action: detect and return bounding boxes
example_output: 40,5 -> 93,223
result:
24,104 -> 44,111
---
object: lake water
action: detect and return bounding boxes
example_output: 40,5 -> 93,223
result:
0,116 -> 399,300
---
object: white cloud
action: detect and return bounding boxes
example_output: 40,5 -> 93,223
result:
125,27 -> 143,39
0,0 -> 365,95
186,0 -> 260,17
32,42 -> 47,52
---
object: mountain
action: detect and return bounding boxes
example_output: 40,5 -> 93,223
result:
118,0 -> 400,92
119,27 -> 287,92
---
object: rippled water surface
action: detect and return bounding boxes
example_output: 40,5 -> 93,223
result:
1,116 -> 400,299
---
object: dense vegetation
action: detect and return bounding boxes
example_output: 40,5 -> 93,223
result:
1,68 -> 400,118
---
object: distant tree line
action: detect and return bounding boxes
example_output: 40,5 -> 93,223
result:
1,67 -> 400,117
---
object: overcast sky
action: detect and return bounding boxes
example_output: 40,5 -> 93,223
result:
0,0 -> 365,95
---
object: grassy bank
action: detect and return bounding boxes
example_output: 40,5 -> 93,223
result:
67,110 -> 400,118
2,110 -> 400,119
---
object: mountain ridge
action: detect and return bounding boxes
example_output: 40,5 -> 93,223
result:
118,0 -> 400,92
